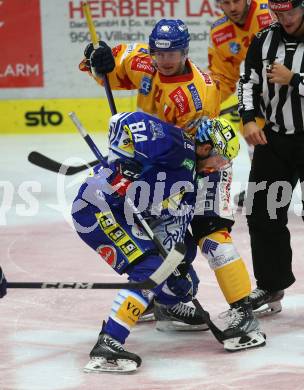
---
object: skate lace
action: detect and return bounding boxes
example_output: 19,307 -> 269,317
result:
250,288 -> 267,299
226,307 -> 245,328
105,336 -> 124,352
219,307 -> 244,328
171,303 -> 195,318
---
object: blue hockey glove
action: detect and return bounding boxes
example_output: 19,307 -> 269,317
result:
166,263 -> 199,300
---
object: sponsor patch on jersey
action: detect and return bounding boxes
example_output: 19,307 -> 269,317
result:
195,65 -> 213,86
212,25 -> 236,46
139,76 -> 152,95
211,16 -> 228,30
260,3 -> 268,8
131,56 -> 155,75
187,83 -> 202,111
229,42 -> 241,54
95,211 -> 143,264
169,87 -> 190,115
181,158 -> 195,171
116,295 -> 146,326
138,47 -> 149,54
257,14 -> 272,29
96,245 -> 117,268
112,45 -> 122,57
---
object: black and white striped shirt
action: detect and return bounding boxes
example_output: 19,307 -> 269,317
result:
238,22 -> 304,135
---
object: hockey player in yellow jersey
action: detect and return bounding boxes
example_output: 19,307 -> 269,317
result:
192,0 -> 272,324
208,0 -> 272,102
208,0 -> 273,208
80,19 -> 220,133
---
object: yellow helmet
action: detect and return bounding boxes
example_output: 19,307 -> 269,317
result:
209,118 -> 240,160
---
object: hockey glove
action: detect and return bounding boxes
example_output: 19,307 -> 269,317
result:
166,263 -> 199,301
111,159 -> 142,197
0,266 -> 7,298
90,42 -> 115,76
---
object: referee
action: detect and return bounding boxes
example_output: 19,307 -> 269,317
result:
238,0 -> 304,314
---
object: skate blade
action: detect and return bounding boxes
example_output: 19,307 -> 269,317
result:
254,301 -> 282,317
84,357 -> 138,373
156,320 -> 209,332
137,313 -> 156,323
224,331 -> 266,352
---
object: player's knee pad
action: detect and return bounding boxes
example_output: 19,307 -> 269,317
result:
199,229 -> 251,304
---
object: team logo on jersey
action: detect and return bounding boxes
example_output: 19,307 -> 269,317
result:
229,42 -> 241,54
257,14 -> 272,29
96,245 -> 117,268
131,56 -> 154,75
187,83 -> 202,111
169,87 -> 190,115
149,120 -> 165,140
212,25 -> 236,46
260,3 -> 268,8
139,76 -> 152,96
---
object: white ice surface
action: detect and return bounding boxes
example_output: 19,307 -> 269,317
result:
1,132 -> 303,390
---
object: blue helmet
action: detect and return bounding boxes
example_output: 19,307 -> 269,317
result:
149,19 -> 190,54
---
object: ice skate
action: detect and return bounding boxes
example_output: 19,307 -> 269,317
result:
154,301 -> 209,331
137,300 -> 155,323
222,299 -> 266,352
249,288 -> 284,316
84,331 -> 141,373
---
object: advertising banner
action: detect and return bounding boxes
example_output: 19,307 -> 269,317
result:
0,0 -> 43,88
0,0 -> 221,133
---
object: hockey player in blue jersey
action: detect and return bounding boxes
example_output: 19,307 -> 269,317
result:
71,112 -> 238,373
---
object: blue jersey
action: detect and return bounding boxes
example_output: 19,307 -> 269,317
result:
73,112 -> 198,274
78,112 -> 197,218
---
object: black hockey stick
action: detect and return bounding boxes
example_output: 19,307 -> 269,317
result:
7,242 -> 185,291
27,105 -> 239,176
192,299 -> 226,343
28,151 -> 99,175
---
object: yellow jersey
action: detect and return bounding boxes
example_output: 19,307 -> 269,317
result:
80,43 -> 220,134
208,0 -> 272,102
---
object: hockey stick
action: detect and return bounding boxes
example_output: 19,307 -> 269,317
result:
192,299 -> 226,343
7,243 -> 185,291
83,1 -> 116,115
27,105 -> 239,175
28,151 -> 99,175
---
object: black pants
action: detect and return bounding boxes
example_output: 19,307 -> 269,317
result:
247,128 -> 304,291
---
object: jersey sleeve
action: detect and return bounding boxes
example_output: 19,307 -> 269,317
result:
238,35 -> 263,124
208,41 -> 240,103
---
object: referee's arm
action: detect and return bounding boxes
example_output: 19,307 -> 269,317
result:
238,36 -> 266,145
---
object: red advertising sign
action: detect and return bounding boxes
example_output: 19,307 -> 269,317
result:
0,0 -> 43,88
